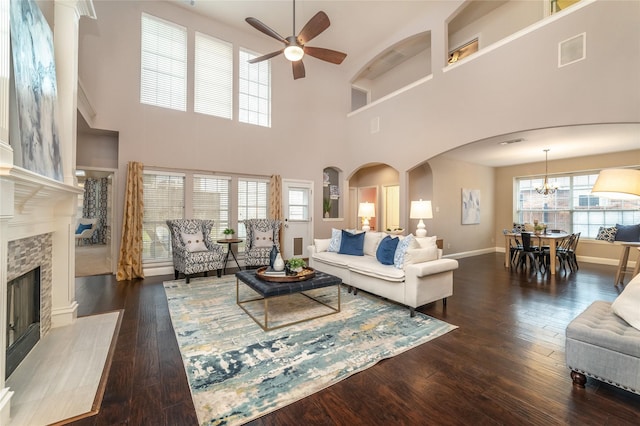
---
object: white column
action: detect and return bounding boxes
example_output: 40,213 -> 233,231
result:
50,0 -> 96,327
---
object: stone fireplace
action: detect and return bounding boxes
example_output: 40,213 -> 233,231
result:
0,165 -> 82,423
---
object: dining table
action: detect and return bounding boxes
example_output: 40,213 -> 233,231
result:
504,232 -> 571,275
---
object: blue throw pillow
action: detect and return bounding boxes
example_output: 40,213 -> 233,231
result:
376,235 -> 399,265
338,230 -> 365,256
75,223 -> 92,234
614,224 -> 640,242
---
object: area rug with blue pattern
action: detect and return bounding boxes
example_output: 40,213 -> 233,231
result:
164,275 -> 457,426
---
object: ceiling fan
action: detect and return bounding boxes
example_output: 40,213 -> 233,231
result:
245,0 -> 347,80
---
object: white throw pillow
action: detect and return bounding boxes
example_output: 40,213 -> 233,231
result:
314,238 -> 331,253
253,230 -> 274,248
415,235 -> 438,249
403,246 -> 439,268
181,231 -> 208,252
363,232 -> 384,257
612,274 -> 640,331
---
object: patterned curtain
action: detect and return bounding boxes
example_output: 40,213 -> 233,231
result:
82,177 -> 109,244
269,174 -> 283,244
117,162 -> 144,280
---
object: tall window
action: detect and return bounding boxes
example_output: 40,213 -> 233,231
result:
140,13 -> 187,111
239,49 -> 271,127
193,175 -> 230,240
237,179 -> 269,251
194,32 -> 233,119
516,171 -> 640,238
142,171 -> 185,262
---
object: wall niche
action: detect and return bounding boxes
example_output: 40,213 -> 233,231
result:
323,167 -> 341,219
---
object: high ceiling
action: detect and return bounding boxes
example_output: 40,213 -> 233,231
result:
168,1 -> 639,167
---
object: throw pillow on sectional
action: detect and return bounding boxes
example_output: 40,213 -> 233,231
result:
376,235 -> 399,265
327,228 -> 342,252
595,226 -> 617,242
338,230 -> 365,256
614,224 -> 640,242
393,234 -> 416,268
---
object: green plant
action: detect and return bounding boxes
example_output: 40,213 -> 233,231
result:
223,228 -> 235,235
286,258 -> 306,270
323,198 -> 332,214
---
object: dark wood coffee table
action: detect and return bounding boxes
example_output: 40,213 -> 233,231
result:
235,269 -> 342,331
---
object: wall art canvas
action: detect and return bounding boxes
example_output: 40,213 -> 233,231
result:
10,0 -> 63,181
462,188 -> 480,224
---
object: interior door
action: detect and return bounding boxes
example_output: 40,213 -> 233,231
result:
282,180 -> 313,260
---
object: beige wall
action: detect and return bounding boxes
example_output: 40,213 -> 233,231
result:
495,149 -> 640,264
75,1 -> 640,263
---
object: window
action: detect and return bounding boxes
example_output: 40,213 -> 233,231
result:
237,179 -> 269,251
193,175 -> 230,240
194,32 -> 233,119
143,171 -> 185,262
288,188 -> 310,221
239,49 -> 271,127
516,171 -> 640,238
140,13 -> 187,111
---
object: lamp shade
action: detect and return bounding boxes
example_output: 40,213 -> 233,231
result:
591,169 -> 640,200
410,199 -> 433,219
358,202 -> 375,218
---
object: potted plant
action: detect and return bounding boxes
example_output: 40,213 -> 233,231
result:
323,198 -> 332,218
223,228 -> 235,239
286,258 -> 306,274
534,224 -> 544,235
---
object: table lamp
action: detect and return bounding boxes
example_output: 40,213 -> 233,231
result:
358,202 -> 375,232
410,199 -> 433,237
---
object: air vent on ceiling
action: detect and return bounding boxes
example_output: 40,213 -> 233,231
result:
499,138 -> 524,146
558,33 -> 586,68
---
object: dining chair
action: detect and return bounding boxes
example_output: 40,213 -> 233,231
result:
516,232 -> 542,273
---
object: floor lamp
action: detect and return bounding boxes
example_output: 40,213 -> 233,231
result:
591,169 -> 640,199
410,199 -> 433,238
358,202 -> 375,232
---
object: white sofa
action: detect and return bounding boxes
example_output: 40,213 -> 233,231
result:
308,231 -> 459,316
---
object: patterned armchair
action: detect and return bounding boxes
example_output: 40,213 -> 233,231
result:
243,219 -> 282,268
166,219 -> 225,283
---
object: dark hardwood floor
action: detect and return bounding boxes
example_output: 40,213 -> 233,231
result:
69,254 -> 640,425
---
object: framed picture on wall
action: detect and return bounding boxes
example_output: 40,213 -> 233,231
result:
462,188 -> 480,224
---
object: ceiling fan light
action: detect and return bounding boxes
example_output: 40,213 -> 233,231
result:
284,45 -> 304,61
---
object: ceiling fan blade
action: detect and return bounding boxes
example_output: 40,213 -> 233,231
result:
245,17 -> 286,43
248,49 -> 284,64
297,11 -> 330,45
303,46 -> 347,65
292,60 -> 305,80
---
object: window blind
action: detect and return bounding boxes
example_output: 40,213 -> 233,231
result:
239,49 -> 271,128
140,13 -> 187,111
193,175 -> 231,240
237,178 -> 269,250
194,32 -> 233,119
142,171 -> 185,261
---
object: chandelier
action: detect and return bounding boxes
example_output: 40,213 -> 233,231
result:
536,149 -> 558,196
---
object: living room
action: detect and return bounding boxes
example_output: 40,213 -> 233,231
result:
0,0 -> 639,424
